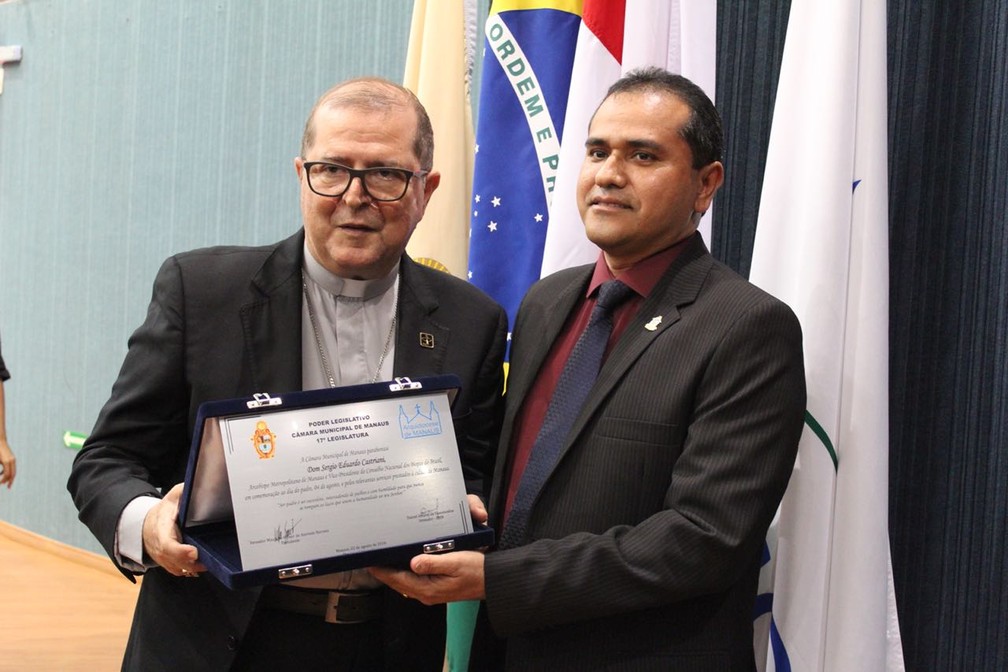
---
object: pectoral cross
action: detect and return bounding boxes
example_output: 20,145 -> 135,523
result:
0,45 -> 23,95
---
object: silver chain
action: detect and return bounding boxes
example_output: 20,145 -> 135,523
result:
302,279 -> 398,387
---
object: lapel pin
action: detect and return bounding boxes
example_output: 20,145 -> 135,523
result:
419,332 -> 435,349
644,316 -> 663,331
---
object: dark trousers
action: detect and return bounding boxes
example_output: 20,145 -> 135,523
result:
230,603 -> 384,671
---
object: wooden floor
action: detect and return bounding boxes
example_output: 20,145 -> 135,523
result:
0,521 -> 140,671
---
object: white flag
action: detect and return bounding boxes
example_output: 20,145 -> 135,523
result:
749,1 -> 905,670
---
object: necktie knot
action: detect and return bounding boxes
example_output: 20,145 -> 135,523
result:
593,280 -> 634,317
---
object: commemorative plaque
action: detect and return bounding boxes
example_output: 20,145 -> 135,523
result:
178,375 -> 494,589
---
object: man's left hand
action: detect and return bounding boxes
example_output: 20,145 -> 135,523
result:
369,550 -> 486,604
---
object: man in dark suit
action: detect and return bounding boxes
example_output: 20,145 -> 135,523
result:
371,68 -> 806,671
68,77 -> 507,671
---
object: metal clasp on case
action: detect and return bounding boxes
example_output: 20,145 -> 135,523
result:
247,392 -> 283,409
422,540 -> 455,554
278,564 -> 313,579
389,377 -> 423,392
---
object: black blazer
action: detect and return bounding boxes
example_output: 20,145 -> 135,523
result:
481,235 -> 806,671
68,230 -> 507,671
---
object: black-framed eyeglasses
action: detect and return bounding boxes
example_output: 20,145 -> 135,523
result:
302,161 -> 429,202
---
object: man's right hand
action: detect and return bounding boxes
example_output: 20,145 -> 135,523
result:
142,483 -> 206,577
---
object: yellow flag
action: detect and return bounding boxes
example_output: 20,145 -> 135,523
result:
403,0 -> 476,279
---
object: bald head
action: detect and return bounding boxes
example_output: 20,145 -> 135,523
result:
300,77 -> 434,170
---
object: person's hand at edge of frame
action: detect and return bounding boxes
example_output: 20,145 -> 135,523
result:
0,438 -> 15,488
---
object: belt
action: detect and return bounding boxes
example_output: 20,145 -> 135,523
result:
259,585 -> 383,624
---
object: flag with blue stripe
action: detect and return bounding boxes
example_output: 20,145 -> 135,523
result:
467,3 -> 581,337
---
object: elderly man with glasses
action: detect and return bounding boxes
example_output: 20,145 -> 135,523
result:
68,77 -> 507,672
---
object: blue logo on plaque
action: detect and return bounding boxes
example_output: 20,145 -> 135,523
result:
399,402 -> 443,439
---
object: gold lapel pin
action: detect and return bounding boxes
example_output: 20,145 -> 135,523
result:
419,332 -> 435,349
644,316 -> 663,331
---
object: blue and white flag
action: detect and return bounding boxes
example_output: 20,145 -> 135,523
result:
749,1 -> 906,670
468,1 -> 581,329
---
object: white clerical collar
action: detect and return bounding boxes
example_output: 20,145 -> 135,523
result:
302,242 -> 399,300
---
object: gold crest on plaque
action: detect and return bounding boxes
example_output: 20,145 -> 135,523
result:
251,420 -> 277,459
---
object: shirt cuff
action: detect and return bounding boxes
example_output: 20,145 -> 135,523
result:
115,495 -> 161,572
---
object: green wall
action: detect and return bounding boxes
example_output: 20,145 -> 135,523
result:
0,0 -> 421,554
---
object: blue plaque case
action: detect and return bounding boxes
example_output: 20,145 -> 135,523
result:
178,375 -> 494,590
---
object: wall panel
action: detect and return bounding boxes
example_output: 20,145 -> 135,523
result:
0,0 -> 410,552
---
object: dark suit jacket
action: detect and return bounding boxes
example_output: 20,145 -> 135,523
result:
68,230 -> 507,671
481,234 -> 806,671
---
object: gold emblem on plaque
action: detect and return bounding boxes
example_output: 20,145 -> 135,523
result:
251,420 -> 277,459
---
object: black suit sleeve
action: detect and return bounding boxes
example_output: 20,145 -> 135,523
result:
474,307 -> 508,499
398,261 -> 508,503
67,257 -> 191,568
451,300 -> 508,501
